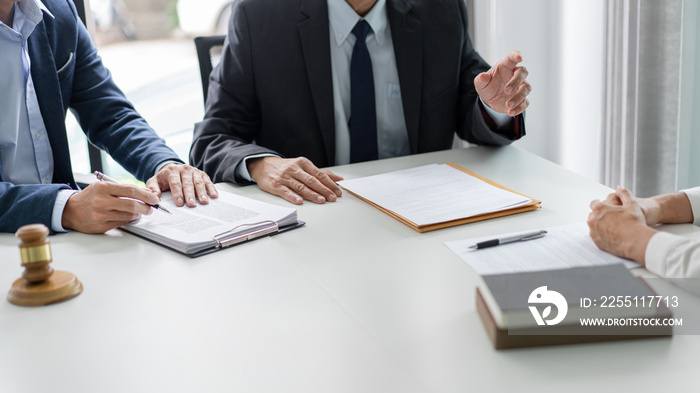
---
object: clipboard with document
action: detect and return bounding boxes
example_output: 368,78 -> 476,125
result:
120,190 -> 303,257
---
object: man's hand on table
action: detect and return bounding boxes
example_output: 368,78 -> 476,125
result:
247,156 -> 343,205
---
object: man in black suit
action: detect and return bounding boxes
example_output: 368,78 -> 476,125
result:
191,0 -> 531,205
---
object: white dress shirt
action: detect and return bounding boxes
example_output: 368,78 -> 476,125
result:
645,187 -> 700,278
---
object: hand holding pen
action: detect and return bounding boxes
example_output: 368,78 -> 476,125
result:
95,171 -> 171,214
60,173 -> 168,234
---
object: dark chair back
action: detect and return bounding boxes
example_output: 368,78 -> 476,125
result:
194,35 -> 227,106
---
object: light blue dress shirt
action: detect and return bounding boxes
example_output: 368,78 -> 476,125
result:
0,0 -> 77,233
328,0 -> 408,165
0,0 -> 54,186
235,0 -> 511,179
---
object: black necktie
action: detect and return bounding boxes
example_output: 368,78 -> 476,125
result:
349,20 -> 378,163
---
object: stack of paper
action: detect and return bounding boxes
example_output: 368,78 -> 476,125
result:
445,222 -> 640,275
338,163 -> 540,232
121,190 -> 300,256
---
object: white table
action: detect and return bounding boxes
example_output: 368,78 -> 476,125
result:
1,146 -> 698,392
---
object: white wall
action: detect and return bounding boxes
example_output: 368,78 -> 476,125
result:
472,0 -> 605,183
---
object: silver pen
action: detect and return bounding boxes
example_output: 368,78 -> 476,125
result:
94,171 -> 172,214
468,229 -> 547,250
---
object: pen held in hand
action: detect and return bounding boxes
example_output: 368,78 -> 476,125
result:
468,230 -> 547,250
93,171 -> 172,214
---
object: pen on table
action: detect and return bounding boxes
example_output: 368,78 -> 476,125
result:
468,229 -> 547,250
93,171 -> 172,214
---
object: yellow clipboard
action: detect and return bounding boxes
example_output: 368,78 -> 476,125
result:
341,162 -> 541,233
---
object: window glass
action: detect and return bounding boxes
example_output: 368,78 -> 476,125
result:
67,0 -> 232,182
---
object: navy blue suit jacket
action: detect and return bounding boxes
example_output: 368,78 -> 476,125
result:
190,0 -> 525,184
0,0 -> 181,233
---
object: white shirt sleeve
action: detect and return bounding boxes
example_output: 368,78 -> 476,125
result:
234,153 -> 280,183
478,97 -> 514,128
643,187 -> 700,278
681,187 -> 700,226
51,189 -> 79,233
645,232 -> 700,278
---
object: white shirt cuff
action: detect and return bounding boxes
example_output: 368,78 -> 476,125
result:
52,189 -> 79,233
478,97 -> 514,128
681,187 -> 700,226
235,154 -> 279,182
644,232 -> 684,277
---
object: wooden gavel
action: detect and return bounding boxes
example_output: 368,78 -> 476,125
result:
7,224 -> 83,307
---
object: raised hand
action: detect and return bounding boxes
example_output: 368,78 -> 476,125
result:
474,50 -> 531,116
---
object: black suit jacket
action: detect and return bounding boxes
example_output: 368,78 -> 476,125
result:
191,0 -> 525,184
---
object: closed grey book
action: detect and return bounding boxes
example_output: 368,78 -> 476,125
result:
479,264 -> 667,329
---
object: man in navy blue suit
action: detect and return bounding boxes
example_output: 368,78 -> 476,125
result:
0,0 -> 217,234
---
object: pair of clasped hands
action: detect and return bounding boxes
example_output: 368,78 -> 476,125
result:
62,164 -> 218,234
247,51 -> 532,205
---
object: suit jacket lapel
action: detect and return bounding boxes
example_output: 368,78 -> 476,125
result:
388,0 -> 422,153
27,21 -> 76,188
298,0 -> 335,166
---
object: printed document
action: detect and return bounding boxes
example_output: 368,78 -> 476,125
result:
121,190 -> 298,255
446,222 -> 639,276
338,164 -> 532,227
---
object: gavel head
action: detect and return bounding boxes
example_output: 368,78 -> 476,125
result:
16,224 -> 53,283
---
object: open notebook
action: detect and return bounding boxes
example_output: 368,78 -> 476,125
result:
120,190 -> 302,257
338,163 -> 541,232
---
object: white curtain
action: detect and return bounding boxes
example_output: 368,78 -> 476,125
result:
469,0 -> 606,183
459,0 -> 700,196
602,0 -> 685,197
